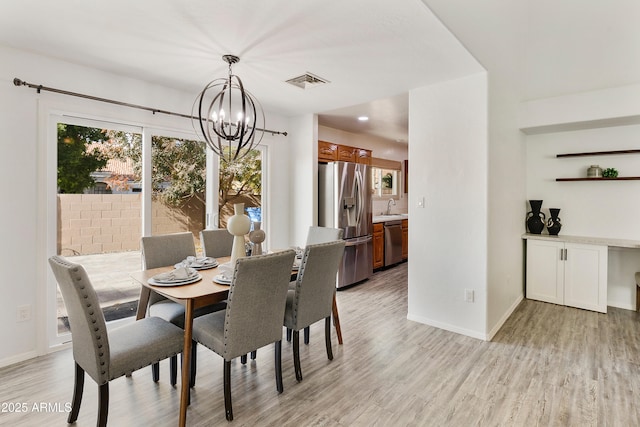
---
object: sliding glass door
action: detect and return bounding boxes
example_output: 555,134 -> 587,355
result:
48,114 -> 265,347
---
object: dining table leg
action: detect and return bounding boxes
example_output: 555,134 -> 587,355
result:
179,300 -> 194,427
135,287 -> 151,320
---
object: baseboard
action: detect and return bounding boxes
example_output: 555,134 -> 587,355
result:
486,295 -> 524,341
607,301 -> 636,311
0,350 -> 38,369
406,313 -> 487,341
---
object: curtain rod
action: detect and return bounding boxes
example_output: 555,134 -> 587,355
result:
13,77 -> 288,137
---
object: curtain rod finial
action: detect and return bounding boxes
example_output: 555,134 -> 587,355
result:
13,78 -> 24,86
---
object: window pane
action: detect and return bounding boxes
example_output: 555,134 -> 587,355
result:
218,148 -> 262,229
56,124 -> 142,334
150,135 -> 206,250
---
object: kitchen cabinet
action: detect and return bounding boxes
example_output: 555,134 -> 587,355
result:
373,222 -> 384,269
318,140 -> 338,162
356,148 -> 372,165
337,145 -> 357,162
401,219 -> 408,259
526,239 -> 607,313
318,141 -> 372,165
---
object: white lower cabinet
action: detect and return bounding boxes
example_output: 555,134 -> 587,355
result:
526,239 -> 608,313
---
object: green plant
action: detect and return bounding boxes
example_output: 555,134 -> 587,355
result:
603,168 -> 618,178
381,173 -> 393,188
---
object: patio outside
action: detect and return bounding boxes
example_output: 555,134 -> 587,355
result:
57,251 -> 142,333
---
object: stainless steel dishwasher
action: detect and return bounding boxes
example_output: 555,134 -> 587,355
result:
384,220 -> 403,266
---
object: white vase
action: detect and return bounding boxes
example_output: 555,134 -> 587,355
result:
249,221 -> 266,256
227,203 -> 251,264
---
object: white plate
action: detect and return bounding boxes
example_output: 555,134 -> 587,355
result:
212,275 -> 232,285
148,273 -> 202,287
174,257 -> 218,270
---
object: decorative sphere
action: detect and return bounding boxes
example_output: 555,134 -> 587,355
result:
250,229 -> 266,243
227,213 -> 251,236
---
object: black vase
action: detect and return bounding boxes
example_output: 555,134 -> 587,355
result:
547,208 -> 562,236
526,200 -> 545,234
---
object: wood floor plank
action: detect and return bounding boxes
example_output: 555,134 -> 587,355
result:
2,262 -> 640,426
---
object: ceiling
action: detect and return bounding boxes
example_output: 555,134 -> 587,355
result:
0,0 -> 483,143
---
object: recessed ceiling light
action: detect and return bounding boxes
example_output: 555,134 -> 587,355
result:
358,116 -> 369,121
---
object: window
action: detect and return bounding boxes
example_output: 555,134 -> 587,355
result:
55,121 -> 142,336
217,148 -> 263,229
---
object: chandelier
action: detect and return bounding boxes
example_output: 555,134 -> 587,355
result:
193,55 -> 265,163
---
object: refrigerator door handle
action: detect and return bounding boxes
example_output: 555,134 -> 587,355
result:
355,169 -> 364,227
345,235 -> 372,246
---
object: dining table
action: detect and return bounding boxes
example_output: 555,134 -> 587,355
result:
131,256 -> 233,427
130,254 -> 343,426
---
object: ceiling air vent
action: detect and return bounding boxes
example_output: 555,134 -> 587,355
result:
285,72 -> 329,89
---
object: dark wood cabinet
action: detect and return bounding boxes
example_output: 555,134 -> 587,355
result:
337,145 -> 357,162
373,222 -> 384,269
318,140 -> 338,162
401,219 -> 408,260
356,148 -> 372,165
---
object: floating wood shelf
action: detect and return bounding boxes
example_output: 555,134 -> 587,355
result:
556,177 -> 640,182
556,149 -> 640,158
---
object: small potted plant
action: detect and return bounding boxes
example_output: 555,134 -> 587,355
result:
603,168 -> 618,178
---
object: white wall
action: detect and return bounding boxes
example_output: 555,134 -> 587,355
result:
407,73 -> 489,339
0,45 -> 293,366
287,114 -> 318,247
422,0 -> 530,340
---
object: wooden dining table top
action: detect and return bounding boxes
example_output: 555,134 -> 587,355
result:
130,260 -> 233,300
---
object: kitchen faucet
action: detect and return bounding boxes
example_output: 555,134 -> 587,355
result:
386,198 -> 396,215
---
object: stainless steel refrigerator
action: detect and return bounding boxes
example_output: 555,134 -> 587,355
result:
318,161 -> 373,288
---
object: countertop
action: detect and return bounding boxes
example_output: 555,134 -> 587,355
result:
522,233 -> 640,249
373,214 -> 408,224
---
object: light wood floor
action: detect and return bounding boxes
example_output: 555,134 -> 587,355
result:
2,262 -> 640,426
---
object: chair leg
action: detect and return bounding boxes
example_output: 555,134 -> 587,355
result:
332,294 -> 343,345
636,283 -> 640,312
190,341 -> 198,387
223,360 -> 233,421
304,326 -> 310,344
293,330 -> 302,382
97,383 -> 109,427
250,350 -> 257,360
67,362 -> 84,423
286,327 -> 292,342
325,316 -> 333,360
170,355 -> 177,386
152,362 -> 160,382
275,340 -> 284,393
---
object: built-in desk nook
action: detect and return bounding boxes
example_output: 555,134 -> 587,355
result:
523,233 -> 640,313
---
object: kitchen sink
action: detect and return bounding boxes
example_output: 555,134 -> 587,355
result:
373,214 -> 407,222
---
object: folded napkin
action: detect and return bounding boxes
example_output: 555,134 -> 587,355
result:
176,256 -> 215,268
217,262 -> 234,281
153,266 -> 196,282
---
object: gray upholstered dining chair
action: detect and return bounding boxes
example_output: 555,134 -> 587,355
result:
200,228 -> 234,258
306,225 -> 344,246
141,232 -> 225,386
294,226 -> 344,344
284,240 -> 345,381
48,255 -> 184,427
191,250 -> 295,421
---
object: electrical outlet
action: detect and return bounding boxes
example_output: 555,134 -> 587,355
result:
464,289 -> 474,303
17,305 -> 31,322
